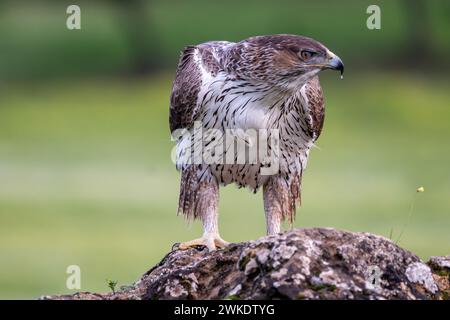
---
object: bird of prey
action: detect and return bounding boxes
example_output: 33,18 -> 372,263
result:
169,34 -> 343,250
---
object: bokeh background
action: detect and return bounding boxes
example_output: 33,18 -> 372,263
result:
0,0 -> 449,299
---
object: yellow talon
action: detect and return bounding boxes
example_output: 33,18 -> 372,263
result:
178,234 -> 230,251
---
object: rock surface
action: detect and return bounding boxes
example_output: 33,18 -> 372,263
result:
40,228 -> 449,300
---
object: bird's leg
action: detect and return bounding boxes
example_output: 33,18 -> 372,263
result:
178,178 -> 229,251
263,177 -> 284,235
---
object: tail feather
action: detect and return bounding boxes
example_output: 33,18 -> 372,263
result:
177,165 -> 218,220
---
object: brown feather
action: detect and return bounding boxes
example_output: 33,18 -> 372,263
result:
305,76 -> 325,139
169,46 -> 202,133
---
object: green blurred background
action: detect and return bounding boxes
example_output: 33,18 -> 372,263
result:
0,0 -> 449,299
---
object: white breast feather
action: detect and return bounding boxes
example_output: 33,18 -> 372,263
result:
176,49 -> 315,190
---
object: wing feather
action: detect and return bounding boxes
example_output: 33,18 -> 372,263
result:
304,76 -> 325,139
169,43 -> 227,133
169,46 -> 203,133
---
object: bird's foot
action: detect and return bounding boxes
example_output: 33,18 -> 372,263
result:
177,233 -> 230,251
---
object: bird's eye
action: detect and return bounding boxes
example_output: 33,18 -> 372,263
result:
300,50 -> 316,60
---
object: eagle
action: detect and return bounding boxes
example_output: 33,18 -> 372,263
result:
169,34 -> 343,250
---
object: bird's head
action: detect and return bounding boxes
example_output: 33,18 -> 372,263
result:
229,34 -> 344,90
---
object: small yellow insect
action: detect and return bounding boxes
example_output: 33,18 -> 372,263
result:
416,186 -> 425,193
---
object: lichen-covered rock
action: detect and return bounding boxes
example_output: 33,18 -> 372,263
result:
40,228 -> 449,300
427,255 -> 450,300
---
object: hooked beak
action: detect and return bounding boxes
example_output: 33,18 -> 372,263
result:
325,51 -> 344,76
